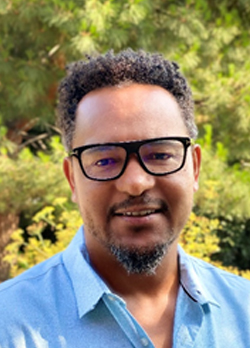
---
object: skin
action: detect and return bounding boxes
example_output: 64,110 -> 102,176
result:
63,83 -> 201,348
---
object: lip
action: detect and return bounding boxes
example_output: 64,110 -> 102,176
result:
112,206 -> 164,226
114,208 -> 161,217
109,196 -> 168,226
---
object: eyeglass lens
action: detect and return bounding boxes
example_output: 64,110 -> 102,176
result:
80,139 -> 186,180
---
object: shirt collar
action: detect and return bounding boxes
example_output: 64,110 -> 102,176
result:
178,245 -> 220,308
62,226 -> 111,318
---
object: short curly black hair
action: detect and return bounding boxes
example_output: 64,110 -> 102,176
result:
57,48 -> 197,151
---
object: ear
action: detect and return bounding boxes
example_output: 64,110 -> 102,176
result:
63,157 -> 77,203
192,144 -> 201,192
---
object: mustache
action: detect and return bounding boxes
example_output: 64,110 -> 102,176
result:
109,193 -> 168,216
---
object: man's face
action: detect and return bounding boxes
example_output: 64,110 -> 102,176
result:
64,84 -> 201,274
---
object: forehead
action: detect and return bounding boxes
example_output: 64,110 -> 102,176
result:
74,84 -> 188,147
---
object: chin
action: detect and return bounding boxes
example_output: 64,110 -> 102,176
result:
106,237 -> 175,275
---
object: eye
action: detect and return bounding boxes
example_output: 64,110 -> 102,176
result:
145,152 -> 172,161
153,153 -> 171,160
95,158 -> 118,167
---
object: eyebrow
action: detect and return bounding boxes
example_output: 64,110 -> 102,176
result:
84,145 -> 120,154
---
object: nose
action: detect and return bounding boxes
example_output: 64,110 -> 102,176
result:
114,156 -> 156,196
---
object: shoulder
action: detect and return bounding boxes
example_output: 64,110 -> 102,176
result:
0,227 -> 85,298
0,252 -> 65,301
187,253 -> 250,302
0,250 -> 78,338
191,254 -> 249,284
179,245 -> 250,308
0,251 -> 79,346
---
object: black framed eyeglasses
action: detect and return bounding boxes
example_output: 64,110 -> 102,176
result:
69,136 -> 193,181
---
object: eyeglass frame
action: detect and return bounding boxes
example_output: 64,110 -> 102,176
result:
68,136 -> 194,182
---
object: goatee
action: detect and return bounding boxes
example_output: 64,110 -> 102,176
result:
108,242 -> 169,275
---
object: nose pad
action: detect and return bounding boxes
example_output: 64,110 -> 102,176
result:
115,156 -> 155,196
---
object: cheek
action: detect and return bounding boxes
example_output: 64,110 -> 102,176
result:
75,180 -> 111,219
161,174 -> 195,232
163,169 -> 195,208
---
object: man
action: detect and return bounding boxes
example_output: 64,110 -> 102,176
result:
0,49 -> 249,348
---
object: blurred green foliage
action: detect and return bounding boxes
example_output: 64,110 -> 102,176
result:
4,198 -> 82,277
0,130 -> 69,215
1,0 -> 250,161
1,0 -> 250,279
195,125 -> 250,269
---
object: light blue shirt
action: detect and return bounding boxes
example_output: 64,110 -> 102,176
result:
0,226 -> 250,348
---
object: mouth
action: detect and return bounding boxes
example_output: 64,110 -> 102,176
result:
109,195 -> 168,223
108,199 -> 169,247
115,209 -> 161,217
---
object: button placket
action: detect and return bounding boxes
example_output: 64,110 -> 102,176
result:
103,293 -> 155,348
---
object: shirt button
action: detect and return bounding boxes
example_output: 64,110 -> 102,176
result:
141,337 -> 149,346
